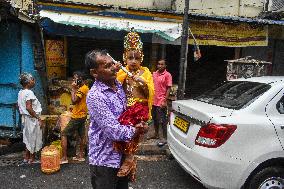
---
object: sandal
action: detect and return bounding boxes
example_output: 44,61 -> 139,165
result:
28,160 -> 41,164
117,158 -> 135,177
72,157 -> 85,162
18,159 -> 28,166
60,159 -> 69,164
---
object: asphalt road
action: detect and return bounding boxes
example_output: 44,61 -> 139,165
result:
0,157 -> 206,189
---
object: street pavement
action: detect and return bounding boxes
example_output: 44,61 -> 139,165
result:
0,125 -> 206,189
0,155 -> 206,189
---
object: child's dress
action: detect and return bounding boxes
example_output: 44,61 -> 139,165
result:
114,66 -> 154,155
18,89 -> 42,154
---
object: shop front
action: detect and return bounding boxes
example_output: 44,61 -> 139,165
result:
38,7 -> 182,115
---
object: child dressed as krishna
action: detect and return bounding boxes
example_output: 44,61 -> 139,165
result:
113,30 -> 154,181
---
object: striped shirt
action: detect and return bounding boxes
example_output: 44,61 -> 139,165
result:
87,80 -> 135,168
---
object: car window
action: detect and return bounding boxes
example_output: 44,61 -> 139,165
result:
276,95 -> 284,114
194,81 -> 271,110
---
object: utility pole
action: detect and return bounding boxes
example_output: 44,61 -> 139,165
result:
177,0 -> 189,100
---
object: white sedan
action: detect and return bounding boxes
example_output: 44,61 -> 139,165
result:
168,76 -> 284,189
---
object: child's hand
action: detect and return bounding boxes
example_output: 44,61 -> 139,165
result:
133,76 -> 145,86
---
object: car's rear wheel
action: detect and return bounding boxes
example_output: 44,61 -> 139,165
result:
248,167 -> 284,189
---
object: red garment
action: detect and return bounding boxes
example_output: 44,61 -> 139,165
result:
113,102 -> 149,154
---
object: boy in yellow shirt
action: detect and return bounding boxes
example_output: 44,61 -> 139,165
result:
61,71 -> 89,164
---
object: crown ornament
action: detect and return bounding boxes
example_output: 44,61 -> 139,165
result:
123,28 -> 144,62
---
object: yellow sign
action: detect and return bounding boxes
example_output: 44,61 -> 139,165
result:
188,20 -> 268,47
45,40 -> 66,67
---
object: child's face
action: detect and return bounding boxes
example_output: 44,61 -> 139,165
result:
125,50 -> 142,72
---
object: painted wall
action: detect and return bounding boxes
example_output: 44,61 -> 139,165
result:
10,0 -> 34,12
0,21 -> 45,128
45,0 -> 264,18
175,0 -> 265,18
49,0 -> 172,10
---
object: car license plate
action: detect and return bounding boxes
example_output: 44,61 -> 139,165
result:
173,116 -> 189,133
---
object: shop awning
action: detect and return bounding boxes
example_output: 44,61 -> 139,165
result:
39,10 -> 182,41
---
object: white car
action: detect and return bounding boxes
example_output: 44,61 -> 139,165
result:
168,76 -> 284,189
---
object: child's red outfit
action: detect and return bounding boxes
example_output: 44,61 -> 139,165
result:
113,101 -> 149,154
114,66 -> 154,156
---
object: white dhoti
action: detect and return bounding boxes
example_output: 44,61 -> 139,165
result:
22,115 -> 42,154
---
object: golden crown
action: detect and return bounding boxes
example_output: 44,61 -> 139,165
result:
124,29 -> 143,52
123,29 -> 144,63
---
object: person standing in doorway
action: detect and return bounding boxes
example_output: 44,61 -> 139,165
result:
61,71 -> 89,164
18,73 -> 43,164
149,59 -> 172,146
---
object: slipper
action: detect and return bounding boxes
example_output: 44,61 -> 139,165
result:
60,159 -> 69,164
157,142 -> 167,147
29,160 -> 41,164
72,157 -> 85,162
18,160 -> 28,166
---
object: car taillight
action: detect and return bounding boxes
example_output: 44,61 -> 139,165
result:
195,123 -> 237,148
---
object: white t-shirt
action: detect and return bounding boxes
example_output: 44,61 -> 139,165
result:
18,89 -> 42,115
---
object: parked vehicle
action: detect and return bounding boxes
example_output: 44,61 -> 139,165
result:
168,76 -> 284,189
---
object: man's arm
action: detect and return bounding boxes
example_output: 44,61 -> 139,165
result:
161,73 -> 172,107
26,100 -> 43,127
26,100 -> 39,119
87,93 -> 135,142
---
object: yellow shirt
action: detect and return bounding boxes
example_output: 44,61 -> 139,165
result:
117,66 -> 154,119
71,84 -> 89,119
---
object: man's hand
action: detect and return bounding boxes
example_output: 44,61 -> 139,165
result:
134,121 -> 149,136
38,118 -> 44,129
160,99 -> 167,108
113,61 -> 122,72
71,81 -> 79,90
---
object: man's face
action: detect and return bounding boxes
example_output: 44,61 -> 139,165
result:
94,54 -> 117,83
125,50 -> 142,72
157,60 -> 166,72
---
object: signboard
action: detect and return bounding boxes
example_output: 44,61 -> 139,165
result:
45,39 -> 67,79
45,40 -> 66,67
188,21 -> 268,47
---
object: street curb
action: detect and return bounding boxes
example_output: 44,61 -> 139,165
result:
0,142 -> 25,156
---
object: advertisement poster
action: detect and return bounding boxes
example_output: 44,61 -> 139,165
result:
45,40 -> 66,67
45,39 -> 67,79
